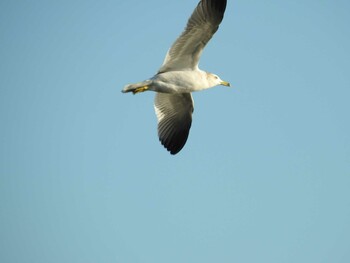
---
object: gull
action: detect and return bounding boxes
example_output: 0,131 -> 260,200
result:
122,0 -> 230,155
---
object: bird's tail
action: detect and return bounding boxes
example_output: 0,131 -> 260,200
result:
122,80 -> 152,94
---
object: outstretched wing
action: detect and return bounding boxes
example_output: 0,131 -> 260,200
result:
158,0 -> 227,73
154,93 -> 194,154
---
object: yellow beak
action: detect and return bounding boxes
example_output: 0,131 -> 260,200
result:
220,81 -> 231,87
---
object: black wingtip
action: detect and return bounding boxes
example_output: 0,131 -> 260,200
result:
212,0 -> 227,13
160,129 -> 190,155
202,0 -> 227,20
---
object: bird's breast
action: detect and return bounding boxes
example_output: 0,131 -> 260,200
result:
153,71 -> 208,93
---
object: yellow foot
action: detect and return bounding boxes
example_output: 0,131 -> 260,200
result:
132,86 -> 149,94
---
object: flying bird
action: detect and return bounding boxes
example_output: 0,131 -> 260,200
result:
122,0 -> 230,154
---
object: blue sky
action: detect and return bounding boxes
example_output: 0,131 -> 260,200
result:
1,0 -> 350,262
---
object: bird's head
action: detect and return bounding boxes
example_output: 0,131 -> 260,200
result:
207,73 -> 230,88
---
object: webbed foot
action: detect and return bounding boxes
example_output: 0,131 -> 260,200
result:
132,86 -> 149,94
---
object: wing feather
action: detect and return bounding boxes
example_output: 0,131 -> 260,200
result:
158,0 -> 227,73
154,93 -> 194,154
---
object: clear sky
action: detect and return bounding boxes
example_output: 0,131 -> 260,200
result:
1,0 -> 350,262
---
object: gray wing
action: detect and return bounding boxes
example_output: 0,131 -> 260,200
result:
158,0 -> 227,73
154,93 -> 194,155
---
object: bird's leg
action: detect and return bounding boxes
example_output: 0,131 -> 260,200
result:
132,86 -> 149,94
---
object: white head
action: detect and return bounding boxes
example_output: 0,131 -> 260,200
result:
207,73 -> 231,88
